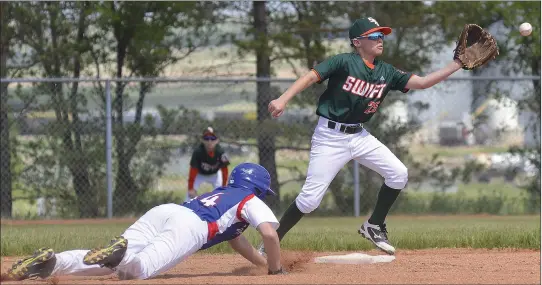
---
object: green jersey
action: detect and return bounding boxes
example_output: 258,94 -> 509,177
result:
312,52 -> 413,124
190,143 -> 230,175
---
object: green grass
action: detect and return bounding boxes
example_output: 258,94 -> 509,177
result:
273,216 -> 540,251
1,216 -> 539,257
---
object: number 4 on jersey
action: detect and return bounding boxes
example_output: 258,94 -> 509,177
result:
200,193 -> 224,207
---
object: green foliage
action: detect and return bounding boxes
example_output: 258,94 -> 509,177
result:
270,2 -> 346,72
87,2 -> 226,215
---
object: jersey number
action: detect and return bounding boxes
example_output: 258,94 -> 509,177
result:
200,193 -> 224,207
364,101 -> 381,114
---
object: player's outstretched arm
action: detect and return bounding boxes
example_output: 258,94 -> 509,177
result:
228,235 -> 267,268
405,59 -> 463,90
257,222 -> 284,274
239,197 -> 286,274
268,70 -> 319,118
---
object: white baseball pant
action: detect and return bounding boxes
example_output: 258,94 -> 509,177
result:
49,204 -> 208,280
295,117 -> 408,214
186,171 -> 223,201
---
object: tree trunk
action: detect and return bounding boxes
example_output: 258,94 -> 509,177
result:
0,3 -> 12,217
44,2 -> 97,218
112,48 -> 140,216
70,2 -> 97,218
112,13 -> 139,215
530,56 -> 541,125
0,85 -> 11,218
253,1 -> 280,210
114,155 -> 138,215
70,164 -> 97,217
115,82 -> 148,216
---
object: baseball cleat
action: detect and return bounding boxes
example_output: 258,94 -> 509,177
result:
7,247 -> 56,281
83,236 -> 127,269
358,221 -> 395,255
257,242 -> 267,258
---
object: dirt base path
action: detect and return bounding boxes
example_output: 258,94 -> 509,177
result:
1,249 -> 539,284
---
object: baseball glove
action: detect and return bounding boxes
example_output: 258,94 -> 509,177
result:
453,24 -> 499,70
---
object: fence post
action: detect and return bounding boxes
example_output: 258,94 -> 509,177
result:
105,80 -> 113,219
353,161 -> 360,217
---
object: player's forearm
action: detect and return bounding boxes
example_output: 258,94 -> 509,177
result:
419,60 -> 462,89
279,71 -> 319,104
229,236 -> 267,267
261,232 -> 281,272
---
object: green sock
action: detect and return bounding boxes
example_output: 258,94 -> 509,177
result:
276,201 -> 305,241
368,183 -> 402,225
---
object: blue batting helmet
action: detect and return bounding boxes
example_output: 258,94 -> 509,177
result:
228,163 -> 276,200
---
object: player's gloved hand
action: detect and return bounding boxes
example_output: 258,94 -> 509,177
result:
268,266 -> 288,275
188,189 -> 197,199
268,99 -> 286,118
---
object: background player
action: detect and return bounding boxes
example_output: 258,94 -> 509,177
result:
187,127 -> 230,201
264,17 -> 469,255
6,163 -> 286,281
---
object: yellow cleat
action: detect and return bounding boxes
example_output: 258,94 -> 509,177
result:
83,236 -> 127,269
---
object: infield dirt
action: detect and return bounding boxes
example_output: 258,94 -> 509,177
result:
1,248 -> 540,284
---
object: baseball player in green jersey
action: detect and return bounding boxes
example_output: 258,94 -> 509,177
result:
262,17 -> 466,255
186,127 -> 230,201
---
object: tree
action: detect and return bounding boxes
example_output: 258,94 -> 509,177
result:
497,2 -> 540,200
272,2 -> 345,74
270,1 -> 344,110
8,2 -> 99,218
0,2 -> 14,217
252,1 -> 280,209
95,2 -> 223,215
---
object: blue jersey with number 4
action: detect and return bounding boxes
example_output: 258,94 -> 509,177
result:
182,186 -> 255,250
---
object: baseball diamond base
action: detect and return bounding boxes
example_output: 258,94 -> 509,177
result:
313,252 -> 395,264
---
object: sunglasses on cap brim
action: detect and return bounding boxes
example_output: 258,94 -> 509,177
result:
357,32 -> 385,41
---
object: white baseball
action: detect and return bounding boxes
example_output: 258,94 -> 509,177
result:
519,22 -> 532,36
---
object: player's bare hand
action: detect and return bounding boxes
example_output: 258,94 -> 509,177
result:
268,99 -> 286,118
268,266 -> 288,275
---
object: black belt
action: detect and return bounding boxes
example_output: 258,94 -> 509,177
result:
327,121 -> 364,134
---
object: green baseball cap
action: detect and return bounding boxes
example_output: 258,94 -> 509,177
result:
349,17 -> 392,39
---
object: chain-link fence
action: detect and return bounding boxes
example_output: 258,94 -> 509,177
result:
1,76 -> 540,219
